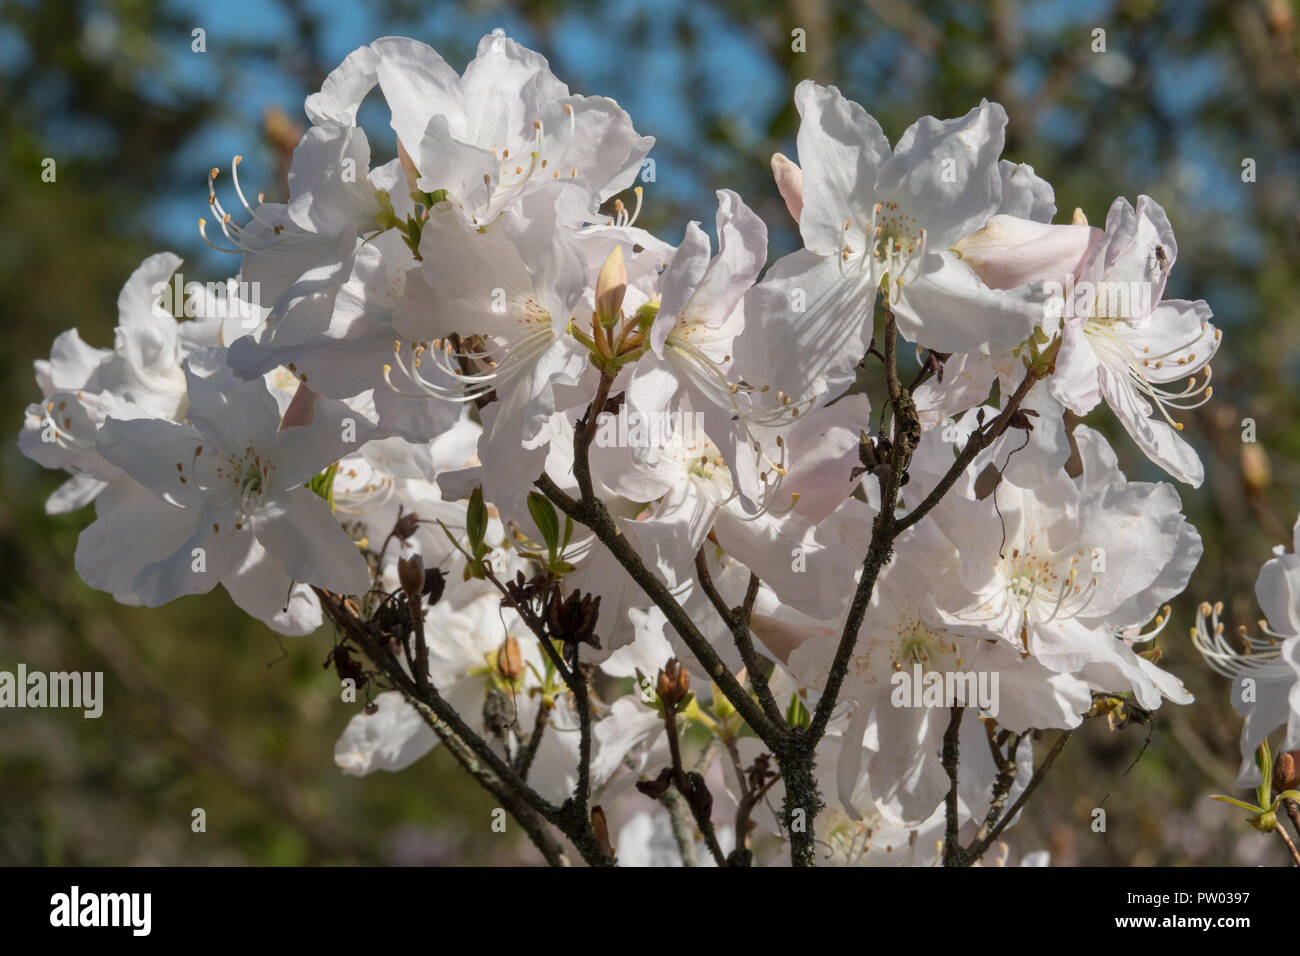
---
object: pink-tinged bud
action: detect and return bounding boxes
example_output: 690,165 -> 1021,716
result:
397,138 -> 421,196
280,382 -> 319,429
1274,750 -> 1299,793
496,634 -> 524,681
656,658 -> 690,707
953,215 -> 1102,291
594,245 -> 628,328
771,152 -> 803,224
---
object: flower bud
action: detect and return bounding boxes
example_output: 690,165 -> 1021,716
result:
397,138 -> 421,196
1241,442 -> 1271,497
397,554 -> 425,600
591,805 -> 614,859
497,634 -> 525,681
1274,749 -> 1299,794
771,152 -> 803,224
656,658 -> 690,708
594,245 -> 627,328
952,214 -> 1100,291
280,382 -> 319,429
393,510 -> 421,541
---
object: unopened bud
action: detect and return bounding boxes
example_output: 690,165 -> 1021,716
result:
656,658 -> 690,708
591,805 -> 614,859
1241,443 -> 1271,496
771,152 -> 803,224
1274,749 -> 1299,793
497,634 -> 525,681
396,138 -> 421,195
393,510 -> 421,541
397,554 -> 425,600
594,245 -> 627,328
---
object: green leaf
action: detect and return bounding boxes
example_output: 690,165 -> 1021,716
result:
1209,794 -> 1264,813
466,486 -> 487,561
786,692 -> 810,730
1256,740 -> 1274,807
306,461 -> 339,513
527,492 -> 560,559
374,190 -> 401,231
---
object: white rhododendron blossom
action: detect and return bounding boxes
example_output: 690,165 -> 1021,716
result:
24,28 -> 1258,868
1193,516 -> 1300,786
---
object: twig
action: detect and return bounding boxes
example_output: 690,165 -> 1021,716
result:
480,564 -> 595,810
892,367 -> 1041,537
664,701 -> 727,866
941,706 -> 966,866
514,698 -> 553,780
313,586 -> 611,866
694,550 -> 783,726
1274,819 -> 1300,867
538,495 -> 781,748
1284,799 -> 1300,849
807,312 -> 921,745
661,786 -> 700,866
965,729 -> 1074,864
971,722 -> 1022,847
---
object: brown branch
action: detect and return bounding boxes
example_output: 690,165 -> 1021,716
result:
312,586 -> 613,866
941,706 -> 966,866
663,702 -> 727,866
965,729 -> 1074,864
694,549 -> 784,726
1274,819 -> 1300,867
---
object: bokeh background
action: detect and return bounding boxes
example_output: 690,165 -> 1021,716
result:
2,0 -> 1298,865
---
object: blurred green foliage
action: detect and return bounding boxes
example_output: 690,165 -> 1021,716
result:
2,0 -> 1299,865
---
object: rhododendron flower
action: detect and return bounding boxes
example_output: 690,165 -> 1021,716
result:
76,362 -> 371,609
1048,196 -> 1221,486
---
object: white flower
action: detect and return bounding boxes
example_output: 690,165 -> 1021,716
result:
388,187 -> 589,452
75,361 -> 371,610
228,229 -> 463,444
1048,196 -> 1221,486
622,190 -> 780,505
1192,514 -> 1300,785
787,544 -> 1090,825
914,191 -> 1098,432
309,30 -> 652,229
742,82 -> 1045,405
20,253 -> 216,513
933,425 -> 1197,710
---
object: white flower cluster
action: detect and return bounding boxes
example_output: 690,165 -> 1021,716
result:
21,30 -> 1228,866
